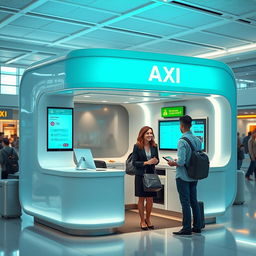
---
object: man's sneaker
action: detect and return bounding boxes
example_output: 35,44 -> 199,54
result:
173,229 -> 192,236
192,228 -> 201,233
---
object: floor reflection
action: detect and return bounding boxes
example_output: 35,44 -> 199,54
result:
19,224 -> 124,256
1,176 -> 256,256
0,218 -> 21,256
0,216 -> 255,256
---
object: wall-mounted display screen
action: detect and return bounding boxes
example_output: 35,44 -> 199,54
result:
47,107 -> 73,151
158,118 -> 207,151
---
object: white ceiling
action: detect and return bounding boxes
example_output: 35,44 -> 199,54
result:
0,0 -> 255,81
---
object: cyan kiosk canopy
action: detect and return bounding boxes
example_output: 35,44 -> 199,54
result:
20,49 -> 236,234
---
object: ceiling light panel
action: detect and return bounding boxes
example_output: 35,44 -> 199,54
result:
0,57 -> 11,62
32,2 -> 77,17
23,30 -> 66,42
205,23 -> 256,41
140,40 -> 212,55
10,16 -> 50,29
0,0 -> 34,9
63,6 -> 114,23
40,21 -> 86,34
135,4 -> 221,27
109,17 -> 186,37
21,53 -> 54,61
61,0 -> 151,14
249,14 -> 256,22
66,36 -> 131,49
0,12 -> 11,23
0,49 -> 26,58
84,28 -> 153,44
13,59 -> 35,65
0,24 -> 36,37
177,31 -> 248,48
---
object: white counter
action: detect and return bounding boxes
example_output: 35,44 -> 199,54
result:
22,166 -> 125,235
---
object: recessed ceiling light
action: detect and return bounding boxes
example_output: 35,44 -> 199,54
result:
195,42 -> 256,59
83,95 -> 91,98
129,97 -> 135,100
124,101 -> 129,103
101,100 -> 108,103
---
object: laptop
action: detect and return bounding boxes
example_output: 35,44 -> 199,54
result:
73,148 -> 96,170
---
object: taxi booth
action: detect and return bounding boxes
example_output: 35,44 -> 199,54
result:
19,49 -> 237,235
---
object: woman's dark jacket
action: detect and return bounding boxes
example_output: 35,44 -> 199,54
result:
132,144 -> 159,176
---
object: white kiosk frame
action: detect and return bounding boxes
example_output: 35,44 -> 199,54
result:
19,49 -> 237,235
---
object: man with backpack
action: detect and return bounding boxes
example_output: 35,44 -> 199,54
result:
0,138 -> 19,179
167,115 -> 204,236
0,132 -> 4,150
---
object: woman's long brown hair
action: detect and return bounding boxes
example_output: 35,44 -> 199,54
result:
137,126 -> 157,149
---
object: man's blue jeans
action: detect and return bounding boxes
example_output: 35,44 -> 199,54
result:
176,178 -> 201,232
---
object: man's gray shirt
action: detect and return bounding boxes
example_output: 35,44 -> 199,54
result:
176,131 -> 202,182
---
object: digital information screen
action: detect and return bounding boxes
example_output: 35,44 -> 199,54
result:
159,119 -> 207,151
47,107 -> 73,151
161,106 -> 185,118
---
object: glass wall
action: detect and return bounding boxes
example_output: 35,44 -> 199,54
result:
74,103 -> 129,158
0,66 -> 24,95
236,79 -> 256,89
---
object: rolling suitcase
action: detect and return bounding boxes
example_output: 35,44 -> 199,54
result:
0,179 -> 21,218
198,201 -> 205,229
233,170 -> 245,205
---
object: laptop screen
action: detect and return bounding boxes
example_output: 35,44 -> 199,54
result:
74,148 -> 96,170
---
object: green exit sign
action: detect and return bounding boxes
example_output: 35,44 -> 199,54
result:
161,106 -> 185,118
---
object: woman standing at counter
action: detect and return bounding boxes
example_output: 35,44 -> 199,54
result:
132,126 -> 159,230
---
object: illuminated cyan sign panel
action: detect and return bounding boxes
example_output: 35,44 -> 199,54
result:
148,65 -> 180,83
47,107 -> 73,151
161,106 -> 185,118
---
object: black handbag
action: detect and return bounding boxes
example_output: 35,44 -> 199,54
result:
125,153 -> 136,175
143,170 -> 162,192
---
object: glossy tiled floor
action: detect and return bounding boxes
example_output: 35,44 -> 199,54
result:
1,168 -> 256,255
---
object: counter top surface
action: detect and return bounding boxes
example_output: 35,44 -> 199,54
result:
41,167 -> 125,177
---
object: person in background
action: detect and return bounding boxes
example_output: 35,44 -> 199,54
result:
243,131 -> 252,154
132,126 -> 159,230
167,115 -> 202,236
11,134 -> 19,153
0,132 -> 4,150
237,132 -> 244,170
245,130 -> 256,181
0,138 -> 19,179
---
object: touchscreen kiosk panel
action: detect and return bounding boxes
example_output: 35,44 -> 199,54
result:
47,107 -> 73,151
159,119 -> 207,151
